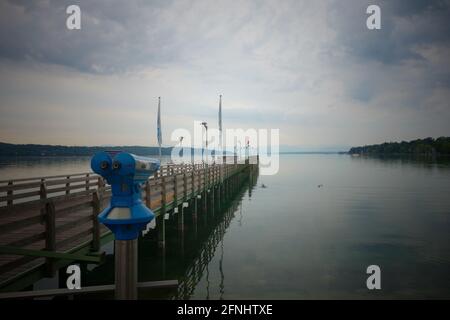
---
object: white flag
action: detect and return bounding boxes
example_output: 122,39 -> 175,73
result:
157,97 -> 162,147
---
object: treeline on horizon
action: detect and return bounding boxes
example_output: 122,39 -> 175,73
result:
0,142 -> 175,157
348,137 -> 450,155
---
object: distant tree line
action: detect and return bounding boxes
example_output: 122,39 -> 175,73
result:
0,142 -> 175,157
348,137 -> 450,155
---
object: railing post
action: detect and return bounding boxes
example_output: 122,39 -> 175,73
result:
158,176 -> 167,248
161,176 -> 167,209
183,172 -> 187,201
92,191 -> 101,252
40,180 -> 47,219
85,173 -> 90,191
174,174 -> 178,206
191,170 -> 195,197
65,176 -> 70,195
145,180 -> 151,208
6,181 -> 13,206
97,176 -> 104,192
44,199 -> 56,277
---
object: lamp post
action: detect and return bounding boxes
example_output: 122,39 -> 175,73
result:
179,136 -> 184,146
179,136 -> 184,163
245,140 -> 250,164
201,122 -> 208,164
238,141 -> 242,163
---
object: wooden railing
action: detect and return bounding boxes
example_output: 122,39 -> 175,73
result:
0,161 -> 252,289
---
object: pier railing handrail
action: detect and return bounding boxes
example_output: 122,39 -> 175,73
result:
0,172 -> 96,184
0,162 -> 203,184
0,160 -> 255,290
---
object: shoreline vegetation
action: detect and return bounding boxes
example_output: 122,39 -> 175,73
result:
0,142 -> 230,157
348,137 -> 450,156
1,137 -> 449,157
0,142 -> 174,157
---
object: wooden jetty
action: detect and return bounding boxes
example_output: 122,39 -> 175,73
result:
78,166 -> 258,300
0,158 -> 258,293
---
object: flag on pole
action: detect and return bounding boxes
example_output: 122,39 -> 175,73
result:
219,94 -> 222,155
219,95 -> 222,133
157,97 -> 162,158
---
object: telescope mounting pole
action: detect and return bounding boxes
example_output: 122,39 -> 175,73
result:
115,239 -> 138,299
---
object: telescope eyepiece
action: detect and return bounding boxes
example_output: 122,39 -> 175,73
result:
112,161 -> 121,170
100,161 -> 109,170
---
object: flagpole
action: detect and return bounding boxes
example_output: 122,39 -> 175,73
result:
219,94 -> 223,163
157,97 -> 162,162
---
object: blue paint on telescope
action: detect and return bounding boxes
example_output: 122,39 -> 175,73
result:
91,151 -> 160,240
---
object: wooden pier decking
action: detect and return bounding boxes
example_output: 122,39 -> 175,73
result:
0,159 -> 256,292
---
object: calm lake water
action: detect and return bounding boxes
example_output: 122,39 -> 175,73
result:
1,154 -> 450,299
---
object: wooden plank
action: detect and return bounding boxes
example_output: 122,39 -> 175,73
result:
150,189 -> 161,198
0,280 -> 178,299
44,200 -> 56,276
0,246 -> 103,263
57,228 -> 93,250
0,190 -> 41,203
6,232 -> 46,248
0,181 -> 42,193
0,256 -> 39,276
45,176 -> 97,187
56,201 -> 93,217
0,172 -> 95,184
51,189 -> 99,204
91,191 -> 101,252
46,182 -> 98,194
0,215 -> 42,233
0,190 -> 95,213
56,215 -> 93,234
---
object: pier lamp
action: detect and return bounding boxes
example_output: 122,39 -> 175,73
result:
238,141 -> 242,162
179,136 -> 184,162
91,151 -> 160,299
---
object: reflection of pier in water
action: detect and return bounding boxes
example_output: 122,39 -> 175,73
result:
79,164 -> 259,299
0,157 -> 259,293
174,165 -> 258,299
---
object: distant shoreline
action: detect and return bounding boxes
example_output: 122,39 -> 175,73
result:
0,142 -> 174,157
348,137 -> 450,156
0,142 -> 230,157
2,138 -> 449,157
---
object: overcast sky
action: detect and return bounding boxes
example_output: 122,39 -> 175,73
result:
0,0 -> 449,150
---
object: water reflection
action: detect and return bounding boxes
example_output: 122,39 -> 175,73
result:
172,173 -> 258,300
349,154 -> 450,172
79,166 -> 259,300
18,155 -> 450,299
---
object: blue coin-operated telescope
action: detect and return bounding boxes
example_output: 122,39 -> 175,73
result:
91,151 -> 160,240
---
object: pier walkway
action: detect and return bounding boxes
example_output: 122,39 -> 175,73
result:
0,159 -> 257,292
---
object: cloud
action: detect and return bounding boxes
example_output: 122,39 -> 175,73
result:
0,0 -> 449,148
329,0 -> 450,64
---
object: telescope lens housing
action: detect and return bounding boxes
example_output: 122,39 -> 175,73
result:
100,161 -> 109,169
91,151 -> 161,240
112,161 -> 121,170
91,151 -> 113,176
